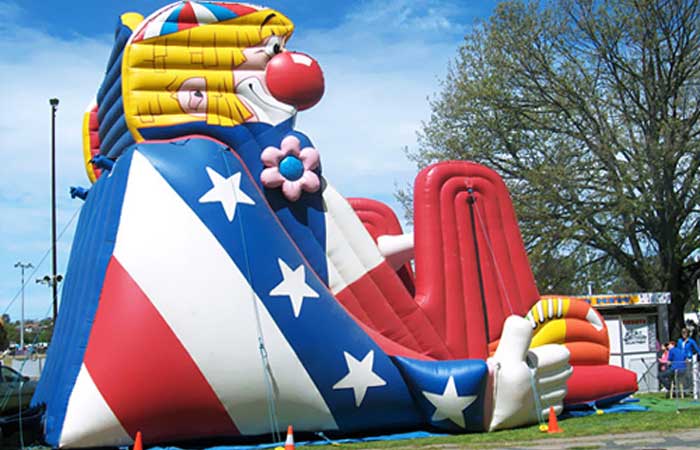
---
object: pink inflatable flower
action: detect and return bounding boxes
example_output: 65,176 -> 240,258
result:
261,135 -> 321,202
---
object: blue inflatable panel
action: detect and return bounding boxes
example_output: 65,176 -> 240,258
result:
393,357 -> 488,432
31,150 -> 135,446
137,120 -> 330,286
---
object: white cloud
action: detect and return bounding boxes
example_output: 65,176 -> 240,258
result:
0,0 -> 473,319
294,0 -> 469,217
0,14 -> 111,319
343,0 -> 459,34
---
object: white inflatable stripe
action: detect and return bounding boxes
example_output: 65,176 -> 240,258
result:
557,298 -> 563,317
526,311 -> 536,329
191,2 -> 218,24
127,2 -> 175,44
536,301 -> 544,324
142,14 -> 168,40
140,2 -> 182,41
547,298 -> 554,319
113,152 -> 337,434
585,308 -> 604,331
60,364 -> 133,448
322,183 -> 384,294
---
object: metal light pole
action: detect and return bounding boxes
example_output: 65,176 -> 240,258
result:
50,98 -> 59,322
14,262 -> 34,350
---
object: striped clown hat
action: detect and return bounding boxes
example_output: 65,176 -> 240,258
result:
132,1 -> 263,42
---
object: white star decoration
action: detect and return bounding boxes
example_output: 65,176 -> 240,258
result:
422,376 -> 476,428
332,350 -> 386,407
198,167 -> 255,221
269,259 -> 319,317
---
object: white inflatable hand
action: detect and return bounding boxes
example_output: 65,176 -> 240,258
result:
487,316 -> 572,431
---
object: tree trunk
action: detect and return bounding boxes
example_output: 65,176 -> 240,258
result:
668,288 -> 688,340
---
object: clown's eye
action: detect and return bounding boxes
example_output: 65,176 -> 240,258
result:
264,36 -> 284,57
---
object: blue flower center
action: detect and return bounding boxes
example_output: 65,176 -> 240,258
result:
279,155 -> 304,181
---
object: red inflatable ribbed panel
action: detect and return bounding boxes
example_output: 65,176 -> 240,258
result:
334,257 -> 452,359
565,365 -> 638,406
412,161 -> 540,359
348,197 -> 415,294
88,104 -> 103,180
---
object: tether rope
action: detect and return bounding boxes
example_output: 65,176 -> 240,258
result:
472,200 -> 516,315
222,152 -> 282,444
4,202 -> 78,449
3,206 -> 82,317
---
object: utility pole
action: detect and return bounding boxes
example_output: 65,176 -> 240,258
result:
50,98 -> 59,322
14,262 -> 33,350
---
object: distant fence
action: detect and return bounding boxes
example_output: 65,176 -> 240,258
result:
635,357 -> 699,399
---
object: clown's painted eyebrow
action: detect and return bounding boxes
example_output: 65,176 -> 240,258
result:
261,13 -> 276,29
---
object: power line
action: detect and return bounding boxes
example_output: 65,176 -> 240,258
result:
3,205 -> 82,317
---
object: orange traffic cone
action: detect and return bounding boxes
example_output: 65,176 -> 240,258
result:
133,431 -> 143,450
547,406 -> 563,434
284,425 -> 295,450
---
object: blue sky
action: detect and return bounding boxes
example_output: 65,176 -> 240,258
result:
0,0 -> 498,320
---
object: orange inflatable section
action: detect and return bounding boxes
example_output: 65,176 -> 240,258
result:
488,295 -> 609,364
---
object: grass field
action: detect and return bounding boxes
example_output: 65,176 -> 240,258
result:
309,394 -> 700,449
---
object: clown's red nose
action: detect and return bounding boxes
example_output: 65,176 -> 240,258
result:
266,52 -> 324,111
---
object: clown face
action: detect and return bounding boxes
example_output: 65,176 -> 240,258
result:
233,35 -> 325,125
124,4 -> 325,135
171,34 -> 325,127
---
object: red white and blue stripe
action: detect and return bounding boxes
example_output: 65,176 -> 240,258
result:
35,131 -> 491,447
132,1 -> 261,42
42,140 -> 434,447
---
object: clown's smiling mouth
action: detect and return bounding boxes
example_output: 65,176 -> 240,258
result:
235,77 -> 296,126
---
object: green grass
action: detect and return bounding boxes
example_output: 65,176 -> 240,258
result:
308,394 -> 700,449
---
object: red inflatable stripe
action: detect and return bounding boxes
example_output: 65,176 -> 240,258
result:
84,257 -> 239,443
566,365 -> 638,405
88,105 -> 103,180
564,342 -> 611,366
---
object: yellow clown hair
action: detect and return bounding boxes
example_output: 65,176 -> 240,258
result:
122,7 -> 294,141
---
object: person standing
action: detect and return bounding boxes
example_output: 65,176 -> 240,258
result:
658,342 -> 671,391
678,327 -> 700,360
677,328 -> 699,397
659,342 -> 670,370
659,341 -> 682,392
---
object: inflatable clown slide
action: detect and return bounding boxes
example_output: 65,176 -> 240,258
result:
33,2 -> 637,447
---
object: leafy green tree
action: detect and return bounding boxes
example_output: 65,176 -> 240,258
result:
0,324 -> 7,351
404,0 -> 700,337
37,323 -> 54,344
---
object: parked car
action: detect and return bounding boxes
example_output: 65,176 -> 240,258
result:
0,366 -> 36,414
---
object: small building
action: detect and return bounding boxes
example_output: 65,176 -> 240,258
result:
581,292 -> 670,393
